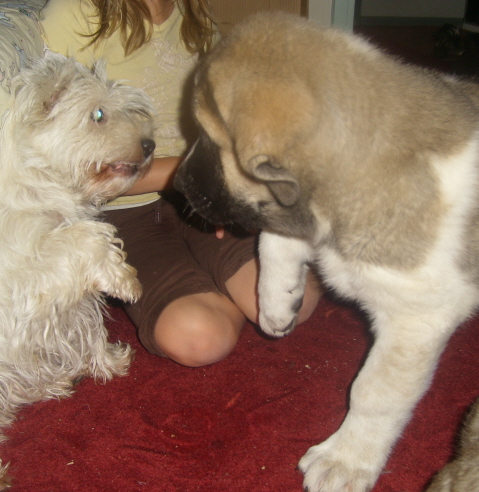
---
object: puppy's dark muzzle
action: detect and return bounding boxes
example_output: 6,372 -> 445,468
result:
174,137 -> 234,224
174,139 -> 200,195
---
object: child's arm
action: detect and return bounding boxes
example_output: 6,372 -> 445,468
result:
127,155 -> 226,240
123,156 -> 181,195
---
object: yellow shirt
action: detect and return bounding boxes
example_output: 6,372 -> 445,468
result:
40,0 -> 199,208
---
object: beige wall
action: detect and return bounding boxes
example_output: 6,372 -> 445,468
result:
210,0 -> 304,34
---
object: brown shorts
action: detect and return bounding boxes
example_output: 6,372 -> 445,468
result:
104,191 -> 258,355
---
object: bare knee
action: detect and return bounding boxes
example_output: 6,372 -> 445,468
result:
153,293 -> 245,367
227,259 -> 322,327
297,270 -> 323,325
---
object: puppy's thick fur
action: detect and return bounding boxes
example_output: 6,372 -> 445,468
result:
175,12 -> 479,492
0,54 -> 155,488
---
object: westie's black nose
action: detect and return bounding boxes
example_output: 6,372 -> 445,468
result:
142,138 -> 156,158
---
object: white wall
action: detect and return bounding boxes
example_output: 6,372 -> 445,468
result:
361,0 -> 466,19
308,0 -> 333,26
308,0 -> 355,29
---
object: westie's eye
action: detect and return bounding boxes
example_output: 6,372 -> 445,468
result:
90,108 -> 105,123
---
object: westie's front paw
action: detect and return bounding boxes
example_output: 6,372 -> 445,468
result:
298,440 -> 377,492
98,260 -> 142,302
116,266 -> 142,303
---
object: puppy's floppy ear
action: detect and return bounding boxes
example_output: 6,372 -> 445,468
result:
249,154 -> 300,207
222,80 -> 314,207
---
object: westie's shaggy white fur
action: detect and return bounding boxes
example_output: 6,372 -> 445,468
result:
0,54 -> 156,488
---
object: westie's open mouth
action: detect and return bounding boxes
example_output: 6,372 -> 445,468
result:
108,162 -> 140,174
99,161 -> 146,177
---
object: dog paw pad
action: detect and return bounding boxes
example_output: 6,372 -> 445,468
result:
299,445 -> 377,492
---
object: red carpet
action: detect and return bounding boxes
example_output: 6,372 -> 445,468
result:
2,293 -> 479,491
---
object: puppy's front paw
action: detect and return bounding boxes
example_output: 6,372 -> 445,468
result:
299,439 -> 378,492
257,231 -> 312,336
259,289 -> 303,337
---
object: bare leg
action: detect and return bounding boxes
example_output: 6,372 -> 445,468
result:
154,258 -> 322,367
154,291 -> 245,367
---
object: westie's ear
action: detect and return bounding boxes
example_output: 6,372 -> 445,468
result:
11,54 -> 72,119
42,86 -> 69,114
91,60 -> 108,82
42,56 -> 75,114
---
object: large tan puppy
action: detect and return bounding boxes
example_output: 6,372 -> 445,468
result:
175,12 -> 479,492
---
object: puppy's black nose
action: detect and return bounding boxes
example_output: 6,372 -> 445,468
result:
142,138 -> 156,158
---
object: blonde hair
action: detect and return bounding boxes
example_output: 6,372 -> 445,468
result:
85,0 -> 215,56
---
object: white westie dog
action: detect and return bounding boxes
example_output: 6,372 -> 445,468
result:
0,54 -> 156,488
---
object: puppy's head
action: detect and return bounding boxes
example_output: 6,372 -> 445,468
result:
175,14 -> 321,238
7,54 -> 156,204
176,12 -> 475,269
